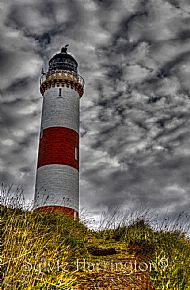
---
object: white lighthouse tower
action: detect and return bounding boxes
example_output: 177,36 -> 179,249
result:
33,45 -> 84,218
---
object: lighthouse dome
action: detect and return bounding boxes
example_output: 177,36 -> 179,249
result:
49,46 -> 78,73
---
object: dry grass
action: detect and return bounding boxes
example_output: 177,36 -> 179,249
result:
1,187 -> 190,289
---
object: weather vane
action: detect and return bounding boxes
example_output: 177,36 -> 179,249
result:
61,44 -> 69,54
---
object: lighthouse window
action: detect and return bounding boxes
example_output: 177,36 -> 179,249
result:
59,88 -> 62,97
40,129 -> 43,139
75,147 -> 79,161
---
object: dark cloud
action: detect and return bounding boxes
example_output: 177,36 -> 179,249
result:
0,48 -> 13,72
93,0 -> 115,7
80,0 -> 190,225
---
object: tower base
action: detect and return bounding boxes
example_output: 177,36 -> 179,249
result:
34,206 -> 78,219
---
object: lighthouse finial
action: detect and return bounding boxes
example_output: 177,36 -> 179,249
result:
61,44 -> 69,54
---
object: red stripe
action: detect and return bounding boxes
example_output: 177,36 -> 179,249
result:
34,206 -> 78,218
37,127 -> 79,170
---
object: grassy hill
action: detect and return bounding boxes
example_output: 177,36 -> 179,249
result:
1,205 -> 190,289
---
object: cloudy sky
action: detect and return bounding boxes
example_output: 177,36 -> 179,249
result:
1,0 -> 190,227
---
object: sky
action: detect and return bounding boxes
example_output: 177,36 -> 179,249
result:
1,0 -> 190,228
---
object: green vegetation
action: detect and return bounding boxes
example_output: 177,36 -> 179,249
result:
1,194 -> 190,289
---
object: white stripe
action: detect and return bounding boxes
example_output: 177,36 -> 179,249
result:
41,87 -> 79,133
34,164 -> 79,211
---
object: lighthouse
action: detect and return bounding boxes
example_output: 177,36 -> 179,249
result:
33,45 -> 84,218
